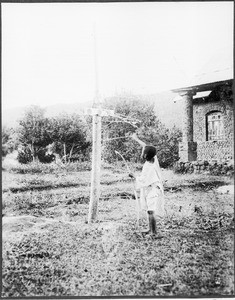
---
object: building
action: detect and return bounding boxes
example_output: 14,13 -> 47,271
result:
172,54 -> 233,163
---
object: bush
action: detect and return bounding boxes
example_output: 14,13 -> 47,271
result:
17,146 -> 33,164
2,126 -> 20,158
154,131 -> 181,168
37,148 -> 55,164
173,161 -> 185,174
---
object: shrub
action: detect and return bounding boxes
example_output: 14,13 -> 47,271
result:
37,148 -> 55,164
2,126 -> 20,158
2,144 -> 9,158
173,161 -> 185,174
17,146 -> 33,164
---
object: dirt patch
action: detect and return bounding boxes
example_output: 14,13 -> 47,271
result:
2,215 -> 86,243
4,182 -> 88,193
165,180 -> 227,192
3,215 -> 44,242
216,185 -> 234,195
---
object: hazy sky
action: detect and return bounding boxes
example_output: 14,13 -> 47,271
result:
2,2 -> 233,110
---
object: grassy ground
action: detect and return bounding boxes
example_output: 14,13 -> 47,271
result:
2,162 -> 234,297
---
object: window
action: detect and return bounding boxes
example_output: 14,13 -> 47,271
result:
206,111 -> 224,141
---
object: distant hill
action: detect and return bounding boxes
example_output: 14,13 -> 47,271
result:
2,91 -> 183,129
2,106 -> 26,128
103,90 -> 183,128
44,101 -> 93,118
142,91 -> 183,128
2,101 -> 92,128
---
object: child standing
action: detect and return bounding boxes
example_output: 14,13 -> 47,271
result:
129,133 -> 165,235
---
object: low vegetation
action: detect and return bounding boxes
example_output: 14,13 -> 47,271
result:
2,161 -> 234,297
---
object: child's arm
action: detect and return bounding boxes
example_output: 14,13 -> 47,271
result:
131,133 -> 146,147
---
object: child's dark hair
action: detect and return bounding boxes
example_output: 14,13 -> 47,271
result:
143,146 -> 157,161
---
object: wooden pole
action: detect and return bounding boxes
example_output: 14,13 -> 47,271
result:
88,22 -> 102,223
88,112 -> 101,223
93,25 -> 100,106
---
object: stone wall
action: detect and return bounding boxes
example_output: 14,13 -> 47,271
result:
173,159 -> 234,176
197,141 -> 233,162
193,86 -> 233,161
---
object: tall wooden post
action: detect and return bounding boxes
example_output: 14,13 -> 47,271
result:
88,111 -> 102,223
88,23 -> 102,223
86,107 -> 114,223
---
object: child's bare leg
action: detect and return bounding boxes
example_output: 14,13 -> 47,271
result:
148,210 -> 156,234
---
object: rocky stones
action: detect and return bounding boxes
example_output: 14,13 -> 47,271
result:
173,159 -> 234,176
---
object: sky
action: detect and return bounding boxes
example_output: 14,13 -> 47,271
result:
2,2 -> 233,110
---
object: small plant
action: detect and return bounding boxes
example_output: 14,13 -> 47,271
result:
173,161 -> 185,174
17,146 -> 33,164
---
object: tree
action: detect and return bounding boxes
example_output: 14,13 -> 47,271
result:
18,105 -> 52,160
102,95 -> 162,162
140,125 -> 182,168
48,113 -> 91,163
102,95 -> 182,168
2,126 -> 20,157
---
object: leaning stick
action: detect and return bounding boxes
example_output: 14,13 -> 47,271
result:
114,150 -> 140,227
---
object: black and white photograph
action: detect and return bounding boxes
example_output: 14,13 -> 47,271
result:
2,1 -> 234,297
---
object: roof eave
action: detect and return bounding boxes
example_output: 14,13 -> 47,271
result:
172,78 -> 233,94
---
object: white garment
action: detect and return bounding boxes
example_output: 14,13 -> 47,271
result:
136,155 -> 165,217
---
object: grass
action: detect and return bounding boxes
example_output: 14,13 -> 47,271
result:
2,162 -> 234,297
3,160 -> 92,174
